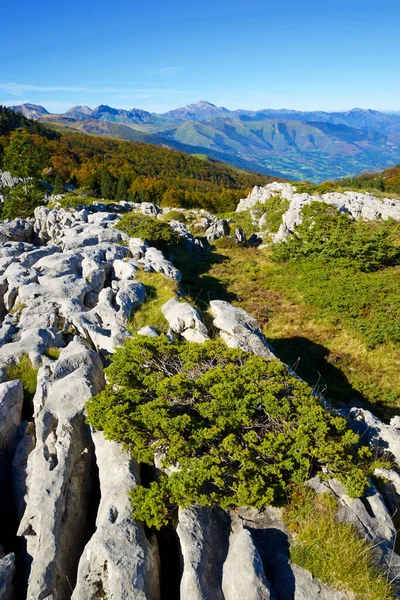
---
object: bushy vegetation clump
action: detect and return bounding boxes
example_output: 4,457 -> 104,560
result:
253,195 -> 290,233
285,487 -> 396,599
1,180 -> 47,219
272,202 -> 400,272
86,336 -> 369,529
116,213 -> 181,252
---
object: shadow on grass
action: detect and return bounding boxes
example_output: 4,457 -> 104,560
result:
270,335 -> 398,420
174,247 -> 237,310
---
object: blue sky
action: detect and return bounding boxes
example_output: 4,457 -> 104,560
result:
1,0 -> 400,114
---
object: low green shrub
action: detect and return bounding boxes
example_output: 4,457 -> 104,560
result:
253,196 -> 290,233
86,336 -> 369,529
272,203 -> 400,272
160,210 -> 187,224
116,213 -> 181,252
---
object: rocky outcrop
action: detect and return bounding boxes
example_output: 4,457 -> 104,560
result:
222,528 -> 271,600
308,476 -> 400,582
0,549 -> 15,600
0,171 -> 23,190
205,219 -> 229,242
0,220 -> 34,244
0,198 -> 399,599
162,299 -> 209,342
17,340 -> 104,600
72,432 -> 160,600
348,407 -> 400,464
236,182 -> 400,242
139,247 -> 181,281
177,506 -> 230,600
210,300 -> 275,358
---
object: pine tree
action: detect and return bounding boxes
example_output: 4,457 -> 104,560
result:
116,172 -> 132,201
100,168 -> 116,200
53,174 -> 64,194
3,131 -> 38,178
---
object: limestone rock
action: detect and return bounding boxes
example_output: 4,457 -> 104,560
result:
0,551 -> 15,600
12,421 -> 36,521
348,407 -> 400,464
17,339 -> 105,600
0,170 -> 24,189
137,326 -> 159,338
308,476 -> 400,582
0,219 -> 34,244
236,183 -> 400,244
205,219 -> 229,241
222,528 -> 271,600
72,432 -> 160,600
177,506 -> 230,600
210,300 -> 275,358
162,299 -> 209,343
139,247 -> 181,281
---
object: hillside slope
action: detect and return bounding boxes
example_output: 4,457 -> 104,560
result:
11,101 -> 400,182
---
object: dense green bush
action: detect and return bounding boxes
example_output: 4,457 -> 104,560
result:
116,213 -> 181,252
272,202 -> 400,272
1,180 -> 46,219
253,195 -> 290,233
86,336 -> 369,528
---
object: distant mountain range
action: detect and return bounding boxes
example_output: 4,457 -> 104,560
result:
9,101 -> 400,181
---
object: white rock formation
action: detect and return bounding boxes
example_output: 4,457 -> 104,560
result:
17,339 -> 105,600
236,182 -> 400,242
0,549 -> 15,600
348,407 -> 400,464
162,299 -> 209,343
177,506 -> 230,600
222,528 -> 271,600
210,300 -> 275,358
72,432 -> 160,600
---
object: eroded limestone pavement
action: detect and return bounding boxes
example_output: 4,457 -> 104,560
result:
0,190 -> 400,599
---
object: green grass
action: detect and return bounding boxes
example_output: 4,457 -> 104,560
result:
44,347 -> 61,360
285,488 -> 396,600
129,271 -> 179,333
6,355 -> 38,401
205,246 -> 400,414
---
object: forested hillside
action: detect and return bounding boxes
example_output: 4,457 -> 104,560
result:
0,106 -> 270,213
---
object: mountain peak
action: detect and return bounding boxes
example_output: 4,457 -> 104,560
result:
10,103 -> 49,120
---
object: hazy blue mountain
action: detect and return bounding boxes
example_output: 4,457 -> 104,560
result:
159,100 -> 231,122
8,101 -> 400,181
89,104 -> 156,125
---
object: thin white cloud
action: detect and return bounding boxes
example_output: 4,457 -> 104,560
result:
152,67 -> 183,75
0,82 -> 200,98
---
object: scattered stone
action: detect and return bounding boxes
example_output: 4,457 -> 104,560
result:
137,326 -> 159,337
210,300 -> 275,358
162,299 -> 209,343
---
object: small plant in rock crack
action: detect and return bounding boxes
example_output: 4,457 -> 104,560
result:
86,336 -> 370,529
